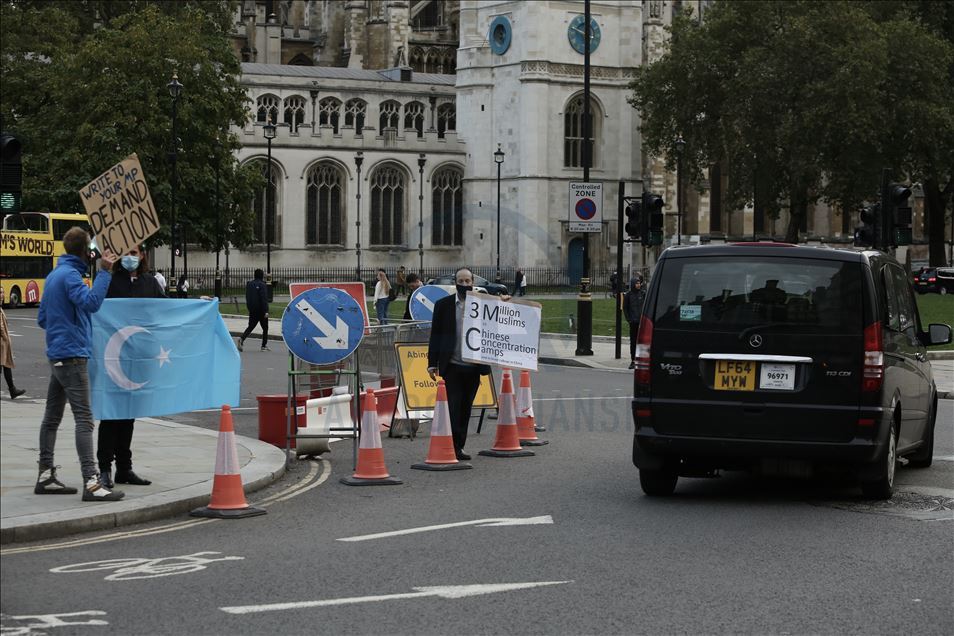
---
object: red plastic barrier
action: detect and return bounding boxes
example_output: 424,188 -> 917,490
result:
374,386 -> 400,432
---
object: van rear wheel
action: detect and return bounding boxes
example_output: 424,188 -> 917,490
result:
860,424 -> 896,500
639,466 -> 678,496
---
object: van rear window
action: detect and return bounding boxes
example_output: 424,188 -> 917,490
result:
653,257 -> 863,332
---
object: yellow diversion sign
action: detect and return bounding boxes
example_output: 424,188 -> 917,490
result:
394,343 -> 497,411
0,232 -> 55,256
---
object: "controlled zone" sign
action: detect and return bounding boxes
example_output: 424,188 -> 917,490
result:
568,181 -> 602,233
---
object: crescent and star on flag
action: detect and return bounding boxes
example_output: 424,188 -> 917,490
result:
103,326 -> 172,391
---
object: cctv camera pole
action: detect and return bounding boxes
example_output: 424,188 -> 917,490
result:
575,0 -> 594,356
615,181 -> 624,359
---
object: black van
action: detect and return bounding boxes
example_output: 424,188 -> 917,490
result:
631,243 -> 951,499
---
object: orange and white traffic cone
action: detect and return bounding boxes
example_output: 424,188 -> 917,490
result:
517,370 -> 548,446
479,369 -> 534,458
340,389 -> 403,486
412,380 -> 472,471
190,405 -> 266,519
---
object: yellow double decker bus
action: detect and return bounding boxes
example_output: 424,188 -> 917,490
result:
0,212 -> 92,307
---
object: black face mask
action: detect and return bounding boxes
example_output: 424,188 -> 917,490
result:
456,284 -> 472,299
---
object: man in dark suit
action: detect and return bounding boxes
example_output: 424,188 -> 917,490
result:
427,268 -> 491,460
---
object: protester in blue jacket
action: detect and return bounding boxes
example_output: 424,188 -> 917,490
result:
35,227 -> 124,501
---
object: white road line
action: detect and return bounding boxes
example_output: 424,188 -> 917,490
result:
337,515 -> 553,542
533,396 -> 629,402
932,455 -> 954,462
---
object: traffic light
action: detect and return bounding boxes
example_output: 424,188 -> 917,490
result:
854,204 -> 879,247
624,199 -> 642,239
885,183 -> 912,247
0,133 -> 22,215
643,192 -> 665,246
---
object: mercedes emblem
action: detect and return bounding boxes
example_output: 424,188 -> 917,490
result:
748,334 -> 763,348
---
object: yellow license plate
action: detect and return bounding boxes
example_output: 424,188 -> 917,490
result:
714,360 -> 756,391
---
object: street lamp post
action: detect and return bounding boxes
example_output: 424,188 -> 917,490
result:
213,136 -> 222,300
675,135 -> 685,246
494,144 -> 504,284
167,73 -> 182,296
354,151 -> 363,280
418,153 -> 426,272
263,116 -> 276,302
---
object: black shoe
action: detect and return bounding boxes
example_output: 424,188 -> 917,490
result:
628,361 -> 636,369
261,345 -> 270,351
456,452 -> 472,461
100,469 -> 114,489
10,387 -> 25,399
82,476 -> 125,501
34,466 -> 78,495
236,337 -> 244,352
114,470 -> 151,486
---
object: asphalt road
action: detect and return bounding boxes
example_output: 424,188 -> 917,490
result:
2,307 -> 952,635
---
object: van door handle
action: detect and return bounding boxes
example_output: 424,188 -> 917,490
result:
915,352 -> 926,362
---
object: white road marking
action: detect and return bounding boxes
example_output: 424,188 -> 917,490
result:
932,455 -> 954,462
220,581 -> 571,614
1,611 -> 108,632
50,551 -> 243,581
337,515 -> 553,542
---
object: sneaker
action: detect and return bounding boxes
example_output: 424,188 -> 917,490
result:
82,476 -> 125,502
34,466 -> 78,495
236,337 -> 244,352
261,345 -> 270,351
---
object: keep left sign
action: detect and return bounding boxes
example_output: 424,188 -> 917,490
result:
80,153 -> 160,257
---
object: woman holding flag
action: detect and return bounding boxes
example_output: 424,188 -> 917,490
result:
97,244 -> 165,489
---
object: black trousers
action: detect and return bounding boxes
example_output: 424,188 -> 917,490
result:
443,364 -> 482,453
98,419 -> 135,472
629,322 -> 639,360
241,312 -> 269,345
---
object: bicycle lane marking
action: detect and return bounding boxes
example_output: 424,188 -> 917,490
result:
49,552 -> 245,581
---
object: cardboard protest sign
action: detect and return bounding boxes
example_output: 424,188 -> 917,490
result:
79,153 -> 159,256
461,292 -> 542,371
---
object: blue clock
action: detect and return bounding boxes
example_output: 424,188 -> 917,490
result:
567,15 -> 601,54
489,16 -> 512,55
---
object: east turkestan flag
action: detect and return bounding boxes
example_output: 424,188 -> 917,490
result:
90,298 -> 241,420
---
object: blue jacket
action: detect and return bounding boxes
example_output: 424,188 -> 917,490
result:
37,255 -> 111,360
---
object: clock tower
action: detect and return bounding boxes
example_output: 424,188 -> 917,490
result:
456,0 -> 644,273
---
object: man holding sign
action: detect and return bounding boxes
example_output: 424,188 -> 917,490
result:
427,268 -> 497,461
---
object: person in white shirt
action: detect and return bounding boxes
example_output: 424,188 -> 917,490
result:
154,269 -> 167,291
373,268 -> 392,324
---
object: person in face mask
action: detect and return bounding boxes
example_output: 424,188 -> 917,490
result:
97,244 -> 165,489
426,268 -> 494,460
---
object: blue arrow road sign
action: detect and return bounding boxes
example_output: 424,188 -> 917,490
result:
409,285 -> 454,322
281,287 -> 364,365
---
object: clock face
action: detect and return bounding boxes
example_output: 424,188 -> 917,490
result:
489,16 -> 512,55
567,15 -> 601,54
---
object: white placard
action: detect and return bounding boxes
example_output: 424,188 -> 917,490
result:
461,292 -> 542,371
759,363 -> 796,390
568,181 -> 603,233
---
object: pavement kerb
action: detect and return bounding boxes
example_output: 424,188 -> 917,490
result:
0,422 -> 286,545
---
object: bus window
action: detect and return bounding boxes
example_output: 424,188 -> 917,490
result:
0,256 -> 54,280
2,213 -> 49,233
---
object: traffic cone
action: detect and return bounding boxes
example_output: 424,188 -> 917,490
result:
517,370 -> 548,446
479,369 -> 534,458
340,389 -> 403,486
190,405 -> 266,519
412,380 -> 472,471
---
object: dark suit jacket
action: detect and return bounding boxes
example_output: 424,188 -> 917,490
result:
428,294 -> 491,377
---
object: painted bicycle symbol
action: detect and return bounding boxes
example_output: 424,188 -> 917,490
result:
50,551 -> 244,581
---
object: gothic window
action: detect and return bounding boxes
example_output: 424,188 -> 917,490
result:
256,94 -> 279,124
319,97 -> 342,134
410,46 -> 428,73
404,101 -> 425,138
288,53 -> 313,66
369,165 -> 406,246
283,95 -> 306,133
436,103 -> 456,138
345,98 -> 367,135
563,94 -> 601,168
431,167 -> 463,246
379,100 -> 400,132
306,163 -> 344,246
248,160 -> 280,246
441,48 -> 456,74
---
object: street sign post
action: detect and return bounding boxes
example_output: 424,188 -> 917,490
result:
281,287 -> 365,365
408,284 -> 454,322
568,181 -> 603,233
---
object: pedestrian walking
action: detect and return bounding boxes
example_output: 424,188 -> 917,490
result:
623,274 -> 647,369
396,265 -> 407,297
519,269 -> 528,296
98,244 -> 164,489
427,268 -> 507,460
35,227 -> 124,501
237,268 -> 269,352
514,268 -> 524,297
403,272 -> 423,320
0,287 -> 26,399
374,269 -> 393,325
176,273 -> 189,298
154,268 -> 167,292
610,270 -> 619,297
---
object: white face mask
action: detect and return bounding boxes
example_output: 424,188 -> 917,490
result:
121,255 -> 140,272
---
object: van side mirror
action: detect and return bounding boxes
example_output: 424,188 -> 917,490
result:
926,323 -> 952,346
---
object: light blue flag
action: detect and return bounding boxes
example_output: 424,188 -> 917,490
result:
90,298 -> 241,420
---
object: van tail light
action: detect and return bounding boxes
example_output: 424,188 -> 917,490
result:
862,321 -> 883,393
635,315 -> 653,386
928,277 -> 937,282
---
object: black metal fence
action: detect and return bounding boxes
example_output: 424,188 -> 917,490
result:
179,265 -> 635,297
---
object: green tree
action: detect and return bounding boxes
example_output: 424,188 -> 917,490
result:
630,0 -> 954,257
0,0 -> 260,250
